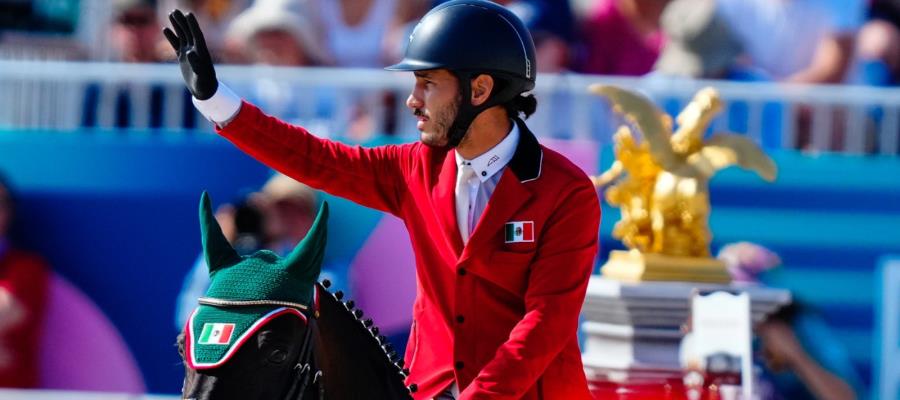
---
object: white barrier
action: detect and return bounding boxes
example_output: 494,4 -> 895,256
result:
0,60 -> 898,154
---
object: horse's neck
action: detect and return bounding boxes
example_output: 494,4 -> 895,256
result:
313,287 -> 412,400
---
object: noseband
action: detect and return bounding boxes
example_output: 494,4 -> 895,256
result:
196,295 -> 322,400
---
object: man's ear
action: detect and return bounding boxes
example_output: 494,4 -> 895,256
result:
470,74 -> 494,107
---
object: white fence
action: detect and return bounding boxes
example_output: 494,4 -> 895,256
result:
1,60 -> 898,154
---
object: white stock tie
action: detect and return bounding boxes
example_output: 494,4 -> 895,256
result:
455,164 -> 478,244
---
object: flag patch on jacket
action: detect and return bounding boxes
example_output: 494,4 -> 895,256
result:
199,323 -> 235,345
505,221 -> 534,243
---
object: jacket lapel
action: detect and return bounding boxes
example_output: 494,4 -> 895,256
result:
432,149 -> 465,257
460,119 -> 543,264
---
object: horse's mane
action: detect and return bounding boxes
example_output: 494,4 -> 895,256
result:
314,280 -> 416,399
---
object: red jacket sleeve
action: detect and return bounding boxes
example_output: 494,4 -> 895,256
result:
460,181 -> 601,400
216,102 -> 417,216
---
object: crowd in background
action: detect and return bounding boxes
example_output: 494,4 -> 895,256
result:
2,0 -> 899,86
1,0 -> 898,150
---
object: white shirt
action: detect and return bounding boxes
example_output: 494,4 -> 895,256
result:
454,121 -> 520,244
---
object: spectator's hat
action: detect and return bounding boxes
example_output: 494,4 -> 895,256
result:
654,0 -> 743,78
717,242 -> 781,284
226,0 -> 328,64
184,192 -> 328,368
256,173 -> 317,213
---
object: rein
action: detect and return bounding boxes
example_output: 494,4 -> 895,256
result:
198,295 -> 321,400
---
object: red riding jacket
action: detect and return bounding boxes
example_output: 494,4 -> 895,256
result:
216,102 -> 600,400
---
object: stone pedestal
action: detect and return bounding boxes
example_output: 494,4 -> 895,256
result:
581,275 -> 791,384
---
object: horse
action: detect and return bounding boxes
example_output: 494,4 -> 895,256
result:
177,193 -> 415,399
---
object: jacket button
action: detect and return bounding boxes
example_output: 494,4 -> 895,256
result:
455,361 -> 464,370
457,268 -> 466,276
456,315 -> 465,323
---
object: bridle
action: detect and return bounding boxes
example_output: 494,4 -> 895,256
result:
195,296 -> 323,400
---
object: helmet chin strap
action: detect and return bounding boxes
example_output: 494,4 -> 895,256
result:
445,71 -> 520,149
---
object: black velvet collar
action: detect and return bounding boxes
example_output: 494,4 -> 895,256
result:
508,117 -> 543,183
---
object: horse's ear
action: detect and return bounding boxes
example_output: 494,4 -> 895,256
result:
199,191 -> 240,273
283,201 -> 328,281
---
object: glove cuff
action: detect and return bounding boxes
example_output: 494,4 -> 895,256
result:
193,82 -> 242,126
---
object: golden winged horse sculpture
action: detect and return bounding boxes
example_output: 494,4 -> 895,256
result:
591,85 -> 777,259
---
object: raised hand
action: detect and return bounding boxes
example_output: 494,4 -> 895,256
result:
163,10 -> 218,100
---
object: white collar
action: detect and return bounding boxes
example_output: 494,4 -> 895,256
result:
455,121 -> 520,183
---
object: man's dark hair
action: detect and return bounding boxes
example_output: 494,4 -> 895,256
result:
490,74 -> 538,120
503,93 -> 538,120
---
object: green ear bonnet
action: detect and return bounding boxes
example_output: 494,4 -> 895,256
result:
184,192 -> 328,369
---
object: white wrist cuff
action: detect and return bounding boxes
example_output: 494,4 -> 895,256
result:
192,83 -> 242,125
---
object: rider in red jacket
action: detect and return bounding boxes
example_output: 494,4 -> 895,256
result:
165,1 -> 600,398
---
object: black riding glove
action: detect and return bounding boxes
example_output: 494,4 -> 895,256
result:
163,10 -> 218,100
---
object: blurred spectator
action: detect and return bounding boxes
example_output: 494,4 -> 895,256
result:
717,242 -> 781,285
82,0 -> 197,129
652,0 -> 767,81
109,0 -> 165,63
256,175 -> 349,293
717,0 -> 865,84
856,0 -> 900,86
717,242 -> 864,400
223,0 -> 339,128
576,0 -> 670,76
253,173 -> 318,257
159,0 -> 252,60
0,173 -> 50,388
715,0 -> 866,152
756,304 -> 861,400
225,0 -> 329,66
307,0 -> 421,68
175,174 -> 350,329
306,0 -> 429,139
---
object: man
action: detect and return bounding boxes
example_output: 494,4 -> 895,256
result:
577,0 -> 670,76
716,0 -> 864,84
164,1 -> 600,398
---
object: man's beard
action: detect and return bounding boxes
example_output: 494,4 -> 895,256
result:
416,94 -> 461,148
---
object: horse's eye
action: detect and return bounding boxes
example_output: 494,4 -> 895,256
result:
268,349 -> 288,364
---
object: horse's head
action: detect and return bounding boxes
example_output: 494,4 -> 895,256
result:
178,192 -> 327,400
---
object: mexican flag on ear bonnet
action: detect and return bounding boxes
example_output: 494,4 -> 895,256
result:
184,192 -> 328,369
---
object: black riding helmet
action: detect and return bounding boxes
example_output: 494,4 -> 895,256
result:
386,0 -> 537,148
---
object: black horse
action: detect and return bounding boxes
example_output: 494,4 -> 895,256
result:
177,193 -> 414,399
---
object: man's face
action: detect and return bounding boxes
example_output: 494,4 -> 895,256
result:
111,6 -> 161,63
261,198 -> 313,244
406,69 -> 461,147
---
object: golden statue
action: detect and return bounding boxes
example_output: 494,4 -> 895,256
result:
590,85 -> 777,282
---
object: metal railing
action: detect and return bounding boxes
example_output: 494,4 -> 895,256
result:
1,60 -> 898,154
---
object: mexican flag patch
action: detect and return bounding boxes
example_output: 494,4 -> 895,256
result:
198,323 -> 235,345
505,221 -> 534,243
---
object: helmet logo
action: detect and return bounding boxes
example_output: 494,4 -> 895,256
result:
525,58 -> 532,79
